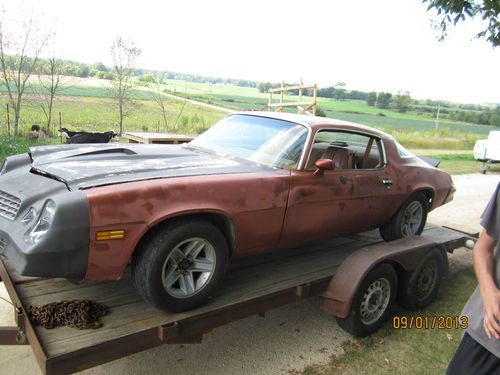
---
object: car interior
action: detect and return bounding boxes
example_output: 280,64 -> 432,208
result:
305,131 -> 384,170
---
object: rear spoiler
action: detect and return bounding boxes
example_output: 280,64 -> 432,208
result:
417,155 -> 441,168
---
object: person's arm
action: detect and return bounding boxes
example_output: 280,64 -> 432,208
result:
474,229 -> 500,339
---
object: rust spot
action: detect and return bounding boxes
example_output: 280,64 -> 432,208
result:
298,188 -> 314,197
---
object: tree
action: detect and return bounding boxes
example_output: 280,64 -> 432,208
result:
93,62 -> 108,72
0,9 -> 50,135
35,54 -> 72,136
317,86 -> 335,98
150,73 -> 169,131
366,92 -> 377,106
424,0 -> 499,47
257,82 -> 272,93
110,37 -> 141,135
376,92 -> 392,109
393,91 -> 412,113
333,81 -> 346,101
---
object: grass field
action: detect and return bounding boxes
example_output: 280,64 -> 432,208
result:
0,94 -> 225,136
158,79 -> 495,149
302,266 -> 477,375
0,77 -> 497,151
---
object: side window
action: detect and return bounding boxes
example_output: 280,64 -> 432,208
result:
305,130 -> 384,170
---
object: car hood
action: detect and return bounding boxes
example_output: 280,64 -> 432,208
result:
29,143 -> 268,190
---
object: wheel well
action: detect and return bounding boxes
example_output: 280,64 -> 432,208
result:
134,213 -> 236,258
416,189 -> 434,208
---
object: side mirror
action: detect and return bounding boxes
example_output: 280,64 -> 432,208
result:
314,159 -> 334,175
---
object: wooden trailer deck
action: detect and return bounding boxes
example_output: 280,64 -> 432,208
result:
0,225 -> 470,375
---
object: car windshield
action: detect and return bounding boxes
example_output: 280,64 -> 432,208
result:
190,114 -> 308,169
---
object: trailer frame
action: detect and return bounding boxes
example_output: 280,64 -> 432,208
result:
0,225 -> 473,375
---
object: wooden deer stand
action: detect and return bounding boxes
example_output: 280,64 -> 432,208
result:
265,80 -> 317,116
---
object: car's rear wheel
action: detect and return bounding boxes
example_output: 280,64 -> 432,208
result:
132,220 -> 229,312
379,193 -> 428,241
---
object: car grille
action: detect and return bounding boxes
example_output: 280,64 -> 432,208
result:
0,237 -> 5,252
0,190 -> 21,220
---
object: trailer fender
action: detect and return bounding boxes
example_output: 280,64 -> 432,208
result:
320,236 -> 446,318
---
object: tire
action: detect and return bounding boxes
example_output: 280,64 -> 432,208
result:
131,220 -> 229,312
398,249 -> 446,310
379,193 -> 429,241
336,263 -> 397,337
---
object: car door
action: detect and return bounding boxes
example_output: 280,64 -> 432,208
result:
278,130 -> 396,248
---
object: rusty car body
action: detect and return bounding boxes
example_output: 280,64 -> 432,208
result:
0,112 -> 454,311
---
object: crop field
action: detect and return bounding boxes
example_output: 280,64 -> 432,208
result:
160,79 -> 495,149
0,77 -> 497,155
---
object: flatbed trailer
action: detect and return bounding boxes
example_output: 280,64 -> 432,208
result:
0,224 -> 472,375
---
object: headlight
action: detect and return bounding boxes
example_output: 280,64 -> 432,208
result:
21,207 -> 38,225
24,200 -> 56,245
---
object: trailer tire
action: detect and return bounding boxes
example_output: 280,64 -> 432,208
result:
379,193 -> 428,241
398,249 -> 445,310
336,263 -> 397,337
132,220 -> 228,312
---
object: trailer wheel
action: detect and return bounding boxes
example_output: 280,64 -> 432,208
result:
132,220 -> 228,312
336,263 -> 397,337
398,249 -> 445,310
379,193 -> 428,241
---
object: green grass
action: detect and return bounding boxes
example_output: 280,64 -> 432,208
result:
0,81 -> 158,101
410,150 -> 500,175
302,267 -> 478,375
0,94 -> 226,136
157,79 -> 495,150
0,135 -> 56,163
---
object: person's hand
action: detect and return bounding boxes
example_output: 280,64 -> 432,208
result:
482,287 -> 500,339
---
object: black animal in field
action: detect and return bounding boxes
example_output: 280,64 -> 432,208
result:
59,128 -> 118,144
59,127 -> 86,138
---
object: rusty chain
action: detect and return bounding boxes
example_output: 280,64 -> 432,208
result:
28,300 -> 109,329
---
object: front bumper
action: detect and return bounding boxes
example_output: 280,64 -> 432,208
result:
0,191 -> 90,279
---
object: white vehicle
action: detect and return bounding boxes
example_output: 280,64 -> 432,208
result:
474,130 -> 500,163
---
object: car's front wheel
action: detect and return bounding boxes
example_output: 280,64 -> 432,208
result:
379,193 -> 428,241
132,220 -> 229,312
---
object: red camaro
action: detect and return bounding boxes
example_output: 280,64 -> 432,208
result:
0,112 -> 454,311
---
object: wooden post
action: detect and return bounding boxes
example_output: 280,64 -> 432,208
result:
6,104 -> 10,136
312,84 -> 317,116
279,81 -> 284,112
266,81 -> 317,116
59,112 -> 62,143
435,104 -> 440,131
299,78 -> 303,109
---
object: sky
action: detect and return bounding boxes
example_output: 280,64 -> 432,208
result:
1,0 -> 499,104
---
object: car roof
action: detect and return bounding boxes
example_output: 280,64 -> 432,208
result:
231,111 -> 392,140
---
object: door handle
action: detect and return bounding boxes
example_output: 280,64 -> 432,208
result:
382,178 -> 392,189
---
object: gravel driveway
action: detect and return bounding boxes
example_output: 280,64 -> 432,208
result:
0,173 -> 497,375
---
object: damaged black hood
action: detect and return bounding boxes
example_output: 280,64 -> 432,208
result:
29,143 -> 267,190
